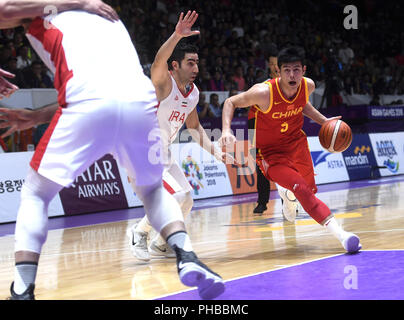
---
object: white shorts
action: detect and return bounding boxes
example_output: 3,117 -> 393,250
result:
30,98 -> 163,188
163,159 -> 192,195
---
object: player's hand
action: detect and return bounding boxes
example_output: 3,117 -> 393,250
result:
214,149 -> 236,165
0,68 -> 18,100
175,10 -> 200,38
0,108 -> 37,138
218,131 -> 237,148
80,0 -> 119,22
323,116 -> 342,124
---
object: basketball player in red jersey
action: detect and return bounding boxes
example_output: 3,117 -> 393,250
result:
249,52 -> 302,219
248,51 -> 301,218
220,47 -> 361,253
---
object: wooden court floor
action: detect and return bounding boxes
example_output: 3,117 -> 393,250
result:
0,177 -> 403,300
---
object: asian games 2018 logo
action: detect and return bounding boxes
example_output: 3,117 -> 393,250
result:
182,156 -> 204,195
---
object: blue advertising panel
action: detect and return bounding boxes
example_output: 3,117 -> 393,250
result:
342,134 -> 380,180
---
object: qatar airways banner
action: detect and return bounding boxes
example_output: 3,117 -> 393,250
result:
58,154 -> 129,215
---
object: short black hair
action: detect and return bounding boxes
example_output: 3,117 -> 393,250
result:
268,49 -> 279,59
167,41 -> 199,70
277,46 -> 305,68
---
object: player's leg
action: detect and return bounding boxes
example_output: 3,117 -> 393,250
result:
117,99 -> 224,299
10,168 -> 63,300
10,99 -> 134,299
276,182 -> 299,221
260,154 -> 299,221
261,160 -> 361,253
126,175 -> 154,261
291,140 -> 361,252
277,138 -> 317,219
127,161 -> 194,259
253,165 -> 270,214
149,162 -> 193,258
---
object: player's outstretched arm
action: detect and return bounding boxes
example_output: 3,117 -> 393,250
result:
0,103 -> 58,138
219,83 -> 269,147
151,10 -> 200,98
0,0 -> 118,22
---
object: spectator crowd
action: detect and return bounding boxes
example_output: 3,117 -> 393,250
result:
1,0 -> 403,106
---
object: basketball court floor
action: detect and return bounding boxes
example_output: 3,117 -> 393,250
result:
0,175 -> 403,300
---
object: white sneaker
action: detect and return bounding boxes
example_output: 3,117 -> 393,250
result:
126,223 -> 150,261
341,232 -> 362,253
278,185 -> 299,222
149,239 -> 176,258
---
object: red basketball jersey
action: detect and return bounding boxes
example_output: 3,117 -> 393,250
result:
250,77 -> 309,153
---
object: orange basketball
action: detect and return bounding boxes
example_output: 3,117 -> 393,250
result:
319,119 -> 352,153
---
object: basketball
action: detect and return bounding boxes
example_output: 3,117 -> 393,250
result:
319,119 -> 352,153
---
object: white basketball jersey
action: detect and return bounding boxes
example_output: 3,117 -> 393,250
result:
25,11 -> 156,107
157,74 -> 199,144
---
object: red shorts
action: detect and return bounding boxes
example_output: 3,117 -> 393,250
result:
256,135 -> 317,193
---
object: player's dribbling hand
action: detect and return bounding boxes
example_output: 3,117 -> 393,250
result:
323,115 -> 342,124
81,0 -> 120,22
175,10 -> 200,38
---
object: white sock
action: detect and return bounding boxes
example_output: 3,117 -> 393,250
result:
324,217 -> 348,242
166,231 -> 193,252
14,262 -> 38,294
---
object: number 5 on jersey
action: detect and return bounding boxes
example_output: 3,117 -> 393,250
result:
281,122 -> 288,133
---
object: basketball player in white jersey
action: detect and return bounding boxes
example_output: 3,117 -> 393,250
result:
0,1 -> 225,300
126,11 -> 232,261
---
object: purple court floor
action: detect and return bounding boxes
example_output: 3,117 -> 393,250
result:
158,250 -> 404,300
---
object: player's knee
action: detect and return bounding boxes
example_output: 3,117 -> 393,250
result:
292,183 -> 315,205
15,223 -> 48,253
292,183 -> 312,197
15,187 -> 49,253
